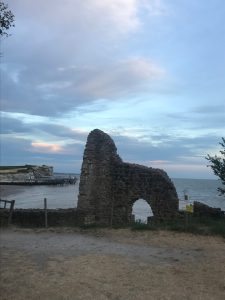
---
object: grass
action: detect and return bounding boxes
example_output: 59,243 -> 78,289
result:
131,214 -> 225,238
78,214 -> 225,238
67,213 -> 225,238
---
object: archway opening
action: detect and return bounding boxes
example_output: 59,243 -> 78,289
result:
132,199 -> 153,224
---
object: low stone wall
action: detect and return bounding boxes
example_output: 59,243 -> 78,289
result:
193,201 -> 224,218
0,208 -> 79,227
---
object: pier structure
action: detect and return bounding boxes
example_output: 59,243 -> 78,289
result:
0,165 -> 77,185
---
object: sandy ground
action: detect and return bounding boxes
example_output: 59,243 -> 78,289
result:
0,227 -> 225,300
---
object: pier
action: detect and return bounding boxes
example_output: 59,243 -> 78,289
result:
0,177 -> 77,186
0,165 -> 77,186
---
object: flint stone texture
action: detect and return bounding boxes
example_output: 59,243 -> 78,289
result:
77,129 -> 179,225
193,201 -> 224,218
0,208 -> 79,227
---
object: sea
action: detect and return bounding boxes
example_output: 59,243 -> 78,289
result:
1,176 -> 224,221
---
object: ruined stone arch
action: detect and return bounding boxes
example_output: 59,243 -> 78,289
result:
77,129 -> 179,225
132,199 -> 153,223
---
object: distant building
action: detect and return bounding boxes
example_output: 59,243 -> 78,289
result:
0,165 -> 53,183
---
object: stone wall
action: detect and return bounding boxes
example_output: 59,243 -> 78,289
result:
0,208 -> 79,227
193,201 -> 224,218
77,129 -> 179,225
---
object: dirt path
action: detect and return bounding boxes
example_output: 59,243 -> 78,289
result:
1,228 -> 225,299
0,228 -> 203,267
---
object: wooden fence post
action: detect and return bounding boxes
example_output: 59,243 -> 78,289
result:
8,200 -> 15,225
44,198 -> 48,228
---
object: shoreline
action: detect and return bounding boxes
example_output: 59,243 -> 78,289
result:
0,185 -> 25,198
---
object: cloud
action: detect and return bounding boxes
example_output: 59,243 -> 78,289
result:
166,104 -> 225,132
5,0 -> 142,68
111,133 -> 220,178
1,57 -> 165,116
0,115 -> 32,134
1,0 -> 223,179
8,0 -> 140,35
0,121 -> 220,177
8,0 -> 166,36
1,0 -> 168,117
35,123 -> 88,142
142,0 -> 169,16
31,142 -> 64,154
191,105 -> 225,115
113,132 -> 220,163
0,135 -> 84,172
77,58 -> 165,98
0,115 -> 89,150
114,134 -> 180,162
90,0 -> 140,33
0,136 -> 34,165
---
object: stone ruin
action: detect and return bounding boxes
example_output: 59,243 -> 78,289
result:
77,129 -> 179,225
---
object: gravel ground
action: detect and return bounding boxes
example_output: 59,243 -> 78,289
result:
0,227 -> 225,300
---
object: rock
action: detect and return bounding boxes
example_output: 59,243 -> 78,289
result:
77,129 -> 179,225
194,201 -> 224,218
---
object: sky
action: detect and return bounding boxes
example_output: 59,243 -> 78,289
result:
0,0 -> 224,179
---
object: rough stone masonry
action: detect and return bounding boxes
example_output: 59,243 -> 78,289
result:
77,129 -> 179,225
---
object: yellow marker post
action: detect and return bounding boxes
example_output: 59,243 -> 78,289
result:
186,204 -> 193,213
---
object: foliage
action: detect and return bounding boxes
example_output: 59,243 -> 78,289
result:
131,215 -> 225,238
206,137 -> 225,195
0,1 -> 15,37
